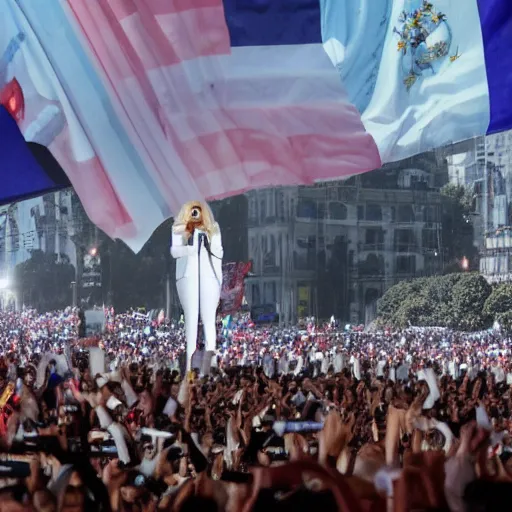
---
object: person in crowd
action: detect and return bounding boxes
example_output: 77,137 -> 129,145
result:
0,308 -> 509,510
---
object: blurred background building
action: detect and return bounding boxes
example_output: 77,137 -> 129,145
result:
477,131 -> 512,282
245,152 -> 447,325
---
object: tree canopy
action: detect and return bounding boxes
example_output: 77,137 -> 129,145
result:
440,183 -> 477,270
377,272 -> 500,331
483,284 -> 512,330
14,250 -> 75,312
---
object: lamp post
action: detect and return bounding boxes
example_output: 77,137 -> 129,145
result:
71,281 -> 78,307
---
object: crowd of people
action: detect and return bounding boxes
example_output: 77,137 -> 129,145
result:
0,307 -> 510,511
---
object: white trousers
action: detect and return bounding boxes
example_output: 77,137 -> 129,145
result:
177,275 -> 220,370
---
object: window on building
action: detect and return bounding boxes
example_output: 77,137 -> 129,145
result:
365,228 -> 384,245
277,190 -> 285,220
397,205 -> 415,223
394,229 -> 416,251
423,205 -> 440,223
260,235 -> 268,267
422,229 -> 437,249
264,282 -> 277,304
357,205 -> 364,220
277,234 -> 282,268
259,199 -> 266,222
329,202 -> 347,220
269,190 -> 276,218
366,204 -> 382,221
249,197 -> 257,221
359,253 -> 384,275
396,255 -> 416,274
59,233 -> 67,257
252,284 -> 261,305
8,217 -> 20,251
264,235 -> 276,268
294,236 -> 316,271
297,199 -> 317,219
296,236 -> 316,249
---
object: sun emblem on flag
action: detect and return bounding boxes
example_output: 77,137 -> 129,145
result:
394,1 -> 456,91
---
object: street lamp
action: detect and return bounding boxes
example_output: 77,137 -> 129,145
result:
461,256 -> 469,271
89,247 -> 98,257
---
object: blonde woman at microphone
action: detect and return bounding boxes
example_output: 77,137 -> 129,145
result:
170,201 -> 223,374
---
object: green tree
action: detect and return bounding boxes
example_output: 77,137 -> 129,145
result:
495,311 -> 512,331
14,250 -> 75,312
440,183 -> 477,270
377,279 -> 429,326
377,273 -> 493,331
393,293 -> 433,328
377,280 -> 415,325
483,284 -> 512,330
422,274 -> 462,327
450,273 -> 492,331
441,183 -> 475,216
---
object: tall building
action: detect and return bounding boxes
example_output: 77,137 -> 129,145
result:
479,130 -> 512,282
0,190 -> 77,277
446,137 -> 486,187
245,152 -> 446,324
445,137 -> 486,250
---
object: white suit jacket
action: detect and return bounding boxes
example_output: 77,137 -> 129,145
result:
171,227 -> 223,283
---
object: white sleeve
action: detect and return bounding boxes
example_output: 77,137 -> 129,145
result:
170,231 -> 194,259
163,397 -> 178,417
95,405 -> 113,429
108,422 -> 131,464
211,229 -> 223,258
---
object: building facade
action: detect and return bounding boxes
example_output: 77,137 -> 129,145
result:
0,190 -> 78,279
446,137 -> 486,187
245,153 -> 447,324
478,131 -> 512,282
445,137 -> 487,251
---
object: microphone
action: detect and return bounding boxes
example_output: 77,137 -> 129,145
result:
272,420 -> 324,437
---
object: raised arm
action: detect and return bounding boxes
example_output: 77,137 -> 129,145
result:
170,231 -> 194,259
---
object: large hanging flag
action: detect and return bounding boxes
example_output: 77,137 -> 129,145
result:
0,0 -> 510,251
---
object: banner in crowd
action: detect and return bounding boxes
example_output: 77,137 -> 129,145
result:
0,0 -> 510,252
221,262 -> 251,315
84,309 -> 106,336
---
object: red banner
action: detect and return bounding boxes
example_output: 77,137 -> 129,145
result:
220,262 -> 251,315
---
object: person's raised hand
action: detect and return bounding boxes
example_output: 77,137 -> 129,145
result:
319,410 -> 352,462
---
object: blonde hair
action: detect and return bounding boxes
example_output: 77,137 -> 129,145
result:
172,200 -> 218,240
